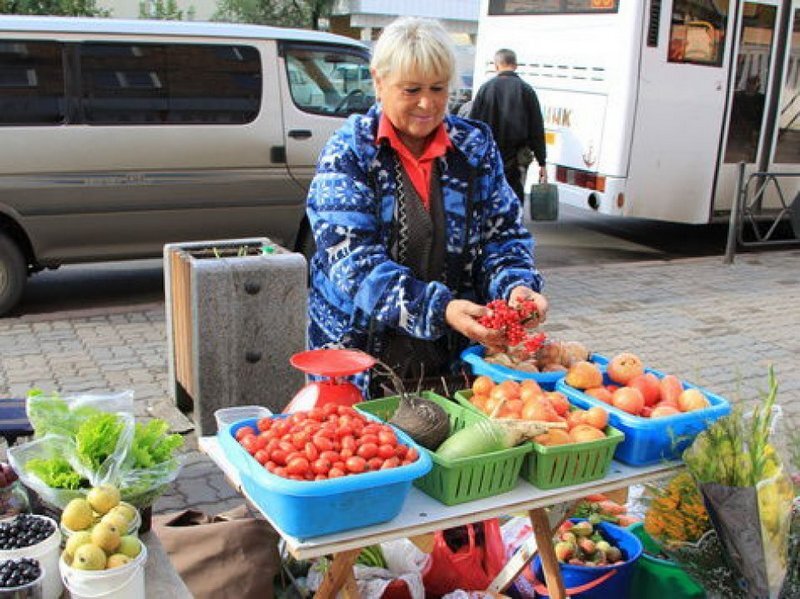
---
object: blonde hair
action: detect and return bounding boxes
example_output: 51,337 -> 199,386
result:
371,17 -> 456,87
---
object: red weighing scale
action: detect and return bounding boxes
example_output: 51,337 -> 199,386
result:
283,349 -> 376,413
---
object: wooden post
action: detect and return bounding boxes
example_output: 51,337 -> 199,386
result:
529,508 -> 566,599
315,549 -> 361,599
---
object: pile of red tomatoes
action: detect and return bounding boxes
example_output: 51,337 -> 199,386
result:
234,404 -> 419,481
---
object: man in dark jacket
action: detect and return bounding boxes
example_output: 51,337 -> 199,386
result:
469,49 -> 547,201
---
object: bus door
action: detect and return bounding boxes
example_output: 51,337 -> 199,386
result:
628,0 -> 733,223
715,0 -> 784,212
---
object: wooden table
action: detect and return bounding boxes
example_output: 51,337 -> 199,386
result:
200,436 -> 680,598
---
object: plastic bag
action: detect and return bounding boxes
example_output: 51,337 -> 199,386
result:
9,390 -> 182,509
423,520 -> 506,597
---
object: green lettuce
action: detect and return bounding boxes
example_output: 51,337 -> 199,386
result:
129,420 -> 184,469
25,458 -> 86,490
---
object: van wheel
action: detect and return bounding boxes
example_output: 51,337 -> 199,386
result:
0,233 -> 26,316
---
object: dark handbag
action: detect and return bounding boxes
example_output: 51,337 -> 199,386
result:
529,182 -> 559,221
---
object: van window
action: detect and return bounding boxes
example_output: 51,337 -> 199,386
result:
0,41 -> 65,125
284,46 -> 374,116
80,42 -> 262,124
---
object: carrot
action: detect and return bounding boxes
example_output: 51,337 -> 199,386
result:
598,500 -> 627,516
616,514 -> 641,527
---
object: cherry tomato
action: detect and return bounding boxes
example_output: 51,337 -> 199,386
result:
256,418 -> 272,432
340,448 -> 354,459
405,447 -> 419,462
345,456 -> 367,474
274,466 -> 287,478
235,426 -> 257,441
328,467 -> 346,478
320,450 -> 340,463
378,430 -> 397,446
270,449 -> 288,466
340,436 -> 356,451
278,440 -> 295,454
286,457 -> 310,476
394,445 -> 408,459
381,457 -> 401,469
308,408 -> 325,421
357,443 -> 378,459
323,403 -> 339,416
359,433 -> 379,447
304,442 -> 319,462
367,457 -> 383,471
292,432 -> 310,450
239,434 -> 258,454
377,444 -> 396,459
312,435 -> 334,452
254,449 -> 270,465
312,458 -> 331,475
314,474 -> 328,481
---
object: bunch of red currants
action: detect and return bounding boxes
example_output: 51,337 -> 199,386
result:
478,299 -> 547,352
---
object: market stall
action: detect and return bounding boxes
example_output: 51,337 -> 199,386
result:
199,433 -> 681,598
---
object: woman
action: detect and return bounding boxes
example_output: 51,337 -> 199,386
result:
306,17 -> 548,397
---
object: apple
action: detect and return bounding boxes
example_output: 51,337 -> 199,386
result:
607,352 -> 645,385
651,405 -> 681,418
612,387 -> 645,415
659,374 -> 683,407
628,373 -> 661,406
565,361 -> 603,390
678,388 -> 710,412
584,386 -> 613,404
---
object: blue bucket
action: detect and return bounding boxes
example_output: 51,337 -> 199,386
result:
531,519 -> 643,599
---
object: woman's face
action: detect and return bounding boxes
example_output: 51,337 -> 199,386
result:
373,68 -> 449,152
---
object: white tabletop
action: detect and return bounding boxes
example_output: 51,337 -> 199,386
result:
199,436 -> 681,560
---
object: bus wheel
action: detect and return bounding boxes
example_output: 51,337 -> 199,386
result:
0,233 -> 27,316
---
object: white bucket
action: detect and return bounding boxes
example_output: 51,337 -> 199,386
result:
0,564 -> 45,598
59,542 -> 147,599
0,516 -> 62,599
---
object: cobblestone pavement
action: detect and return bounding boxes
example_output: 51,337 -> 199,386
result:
0,250 -> 798,517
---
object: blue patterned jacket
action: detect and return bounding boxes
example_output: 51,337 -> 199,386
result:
306,104 -> 543,391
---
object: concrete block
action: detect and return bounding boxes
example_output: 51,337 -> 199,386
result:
164,238 -> 307,435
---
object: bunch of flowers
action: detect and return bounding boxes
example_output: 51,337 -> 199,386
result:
478,299 -> 547,353
644,471 -> 711,547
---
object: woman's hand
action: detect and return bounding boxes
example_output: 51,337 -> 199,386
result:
508,286 -> 549,327
445,299 -> 503,350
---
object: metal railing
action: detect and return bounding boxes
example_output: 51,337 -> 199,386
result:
724,162 -> 800,263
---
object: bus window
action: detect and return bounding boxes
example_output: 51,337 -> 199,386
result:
774,8 -> 800,164
0,41 -> 65,125
668,0 -> 728,66
487,0 -> 618,15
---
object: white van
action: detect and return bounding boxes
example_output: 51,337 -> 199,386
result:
0,16 -> 375,314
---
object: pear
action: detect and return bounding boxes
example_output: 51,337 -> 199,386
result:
117,535 -> 141,559
73,544 -> 107,571
61,498 -> 94,531
108,503 -> 137,525
100,512 -> 129,533
87,484 -> 121,515
91,522 -> 121,554
64,530 -> 93,558
61,550 -> 73,566
106,554 -> 132,569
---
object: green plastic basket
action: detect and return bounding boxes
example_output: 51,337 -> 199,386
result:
355,392 -> 529,506
454,389 -> 624,489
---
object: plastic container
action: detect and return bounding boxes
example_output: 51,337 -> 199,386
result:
628,523 -> 705,598
532,519 -> 643,599
0,516 -> 61,599
0,559 -> 45,598
556,368 -> 731,465
59,540 -> 147,599
356,393 -> 530,506
460,346 -> 608,391
60,502 -> 141,541
452,390 -> 624,489
214,406 -> 273,433
218,414 -> 431,538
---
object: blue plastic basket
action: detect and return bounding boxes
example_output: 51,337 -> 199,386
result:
532,519 -> 643,599
556,368 -> 731,465
218,415 -> 432,538
460,345 -> 607,391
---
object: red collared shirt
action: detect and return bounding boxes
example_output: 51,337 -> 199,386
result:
376,115 -> 452,210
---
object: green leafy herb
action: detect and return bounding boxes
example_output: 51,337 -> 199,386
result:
129,420 -> 184,469
75,412 -> 126,470
25,458 -> 86,490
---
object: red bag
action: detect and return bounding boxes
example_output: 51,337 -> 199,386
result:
422,519 -> 506,598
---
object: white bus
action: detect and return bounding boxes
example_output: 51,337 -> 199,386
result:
474,0 -> 800,224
